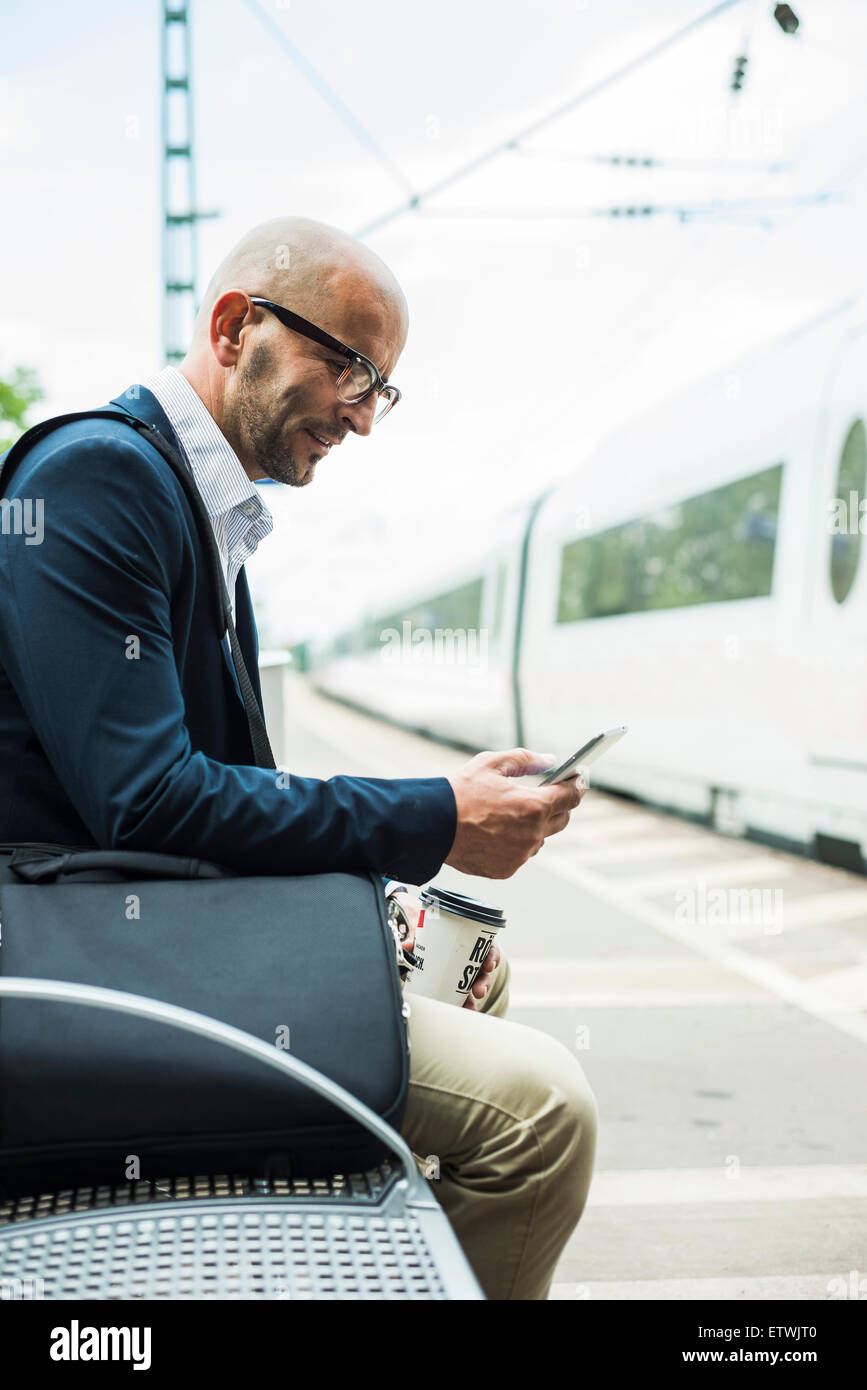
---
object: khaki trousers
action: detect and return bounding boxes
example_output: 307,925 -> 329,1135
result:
400,946 -> 598,1300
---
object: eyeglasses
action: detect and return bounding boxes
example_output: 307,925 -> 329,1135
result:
249,296 -> 401,424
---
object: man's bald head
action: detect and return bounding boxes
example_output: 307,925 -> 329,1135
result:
190,216 -> 408,350
180,217 -> 408,488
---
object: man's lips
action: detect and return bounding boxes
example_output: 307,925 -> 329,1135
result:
306,429 -> 341,451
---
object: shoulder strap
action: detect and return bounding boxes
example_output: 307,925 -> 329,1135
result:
0,408 -> 277,771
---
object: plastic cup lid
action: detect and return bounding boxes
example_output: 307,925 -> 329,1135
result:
419,884 -> 506,928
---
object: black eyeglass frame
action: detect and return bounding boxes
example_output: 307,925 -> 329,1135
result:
249,296 -> 401,421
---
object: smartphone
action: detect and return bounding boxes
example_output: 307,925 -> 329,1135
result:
536,725 -> 628,785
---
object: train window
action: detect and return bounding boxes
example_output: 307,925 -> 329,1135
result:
830,418 -> 865,605
369,577 -> 484,647
556,462 -> 783,622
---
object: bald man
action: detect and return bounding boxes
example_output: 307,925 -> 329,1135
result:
0,217 -> 597,1300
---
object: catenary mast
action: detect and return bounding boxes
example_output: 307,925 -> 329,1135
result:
160,2 -> 217,363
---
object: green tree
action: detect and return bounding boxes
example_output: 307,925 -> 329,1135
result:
0,367 -> 44,454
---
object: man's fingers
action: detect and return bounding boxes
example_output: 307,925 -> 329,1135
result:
472,951 -> 497,993
467,941 -> 501,1002
538,775 -> 586,819
541,784 -> 586,837
480,747 -> 557,779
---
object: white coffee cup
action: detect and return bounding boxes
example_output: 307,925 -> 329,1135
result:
403,885 -> 505,1007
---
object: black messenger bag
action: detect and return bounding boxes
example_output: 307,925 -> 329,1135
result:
0,409 -> 410,1198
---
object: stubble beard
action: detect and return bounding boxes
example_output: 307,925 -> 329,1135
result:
234,342 -> 319,487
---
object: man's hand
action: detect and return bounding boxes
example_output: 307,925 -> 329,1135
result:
445,748 -> 587,879
391,891 -> 422,950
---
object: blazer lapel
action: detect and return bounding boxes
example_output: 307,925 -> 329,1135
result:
111,385 -> 251,706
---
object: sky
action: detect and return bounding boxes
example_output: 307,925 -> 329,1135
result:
2,0 -> 867,645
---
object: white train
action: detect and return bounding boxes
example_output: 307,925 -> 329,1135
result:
311,299 -> 867,871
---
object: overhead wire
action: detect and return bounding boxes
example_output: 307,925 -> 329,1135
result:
591,0 -> 763,371
235,0 -> 860,393
411,192 -> 841,223
593,6 -> 816,379
512,149 -> 792,173
598,129 -> 867,382
239,0 -> 417,199
354,0 -> 746,237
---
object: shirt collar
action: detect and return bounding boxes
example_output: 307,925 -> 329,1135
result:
142,365 -> 273,533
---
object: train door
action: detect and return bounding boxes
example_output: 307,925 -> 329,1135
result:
807,318 -> 867,867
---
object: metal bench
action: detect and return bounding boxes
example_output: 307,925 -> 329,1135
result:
0,978 -> 483,1300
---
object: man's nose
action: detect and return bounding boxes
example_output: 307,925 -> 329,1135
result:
340,393 -> 378,437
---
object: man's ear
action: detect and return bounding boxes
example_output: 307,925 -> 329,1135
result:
211,290 -> 255,367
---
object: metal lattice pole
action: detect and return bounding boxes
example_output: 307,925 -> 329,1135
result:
160,1 -> 217,364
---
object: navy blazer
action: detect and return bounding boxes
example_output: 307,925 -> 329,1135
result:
0,386 -> 456,880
